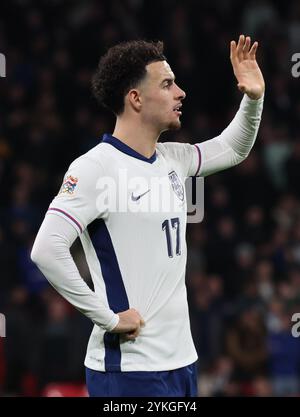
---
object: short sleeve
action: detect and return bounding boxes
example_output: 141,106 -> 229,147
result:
48,156 -> 106,234
156,142 -> 201,178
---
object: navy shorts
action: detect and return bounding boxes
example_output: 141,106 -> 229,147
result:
86,362 -> 198,397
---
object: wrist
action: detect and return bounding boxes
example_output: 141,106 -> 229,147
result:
245,91 -> 265,101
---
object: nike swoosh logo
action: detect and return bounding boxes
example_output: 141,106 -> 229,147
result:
131,189 -> 150,201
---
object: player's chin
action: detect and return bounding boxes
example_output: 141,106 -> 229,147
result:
167,119 -> 182,131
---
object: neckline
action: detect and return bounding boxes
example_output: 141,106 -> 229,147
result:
102,133 -> 157,164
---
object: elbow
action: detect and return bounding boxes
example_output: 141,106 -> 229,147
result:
31,237 -> 50,267
231,152 -> 248,168
30,240 -> 43,265
233,146 -> 254,166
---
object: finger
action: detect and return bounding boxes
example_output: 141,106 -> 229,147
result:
230,40 -> 239,66
140,318 -> 145,327
124,329 -> 139,340
134,310 -> 145,325
243,36 -> 251,59
249,41 -> 258,60
127,325 -> 142,337
236,34 -> 245,62
123,334 -> 136,341
125,333 -> 137,341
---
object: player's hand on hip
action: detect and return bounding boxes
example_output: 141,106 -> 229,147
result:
111,308 -> 145,341
230,34 -> 265,100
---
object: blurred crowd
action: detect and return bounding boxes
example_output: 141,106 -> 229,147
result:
0,0 -> 300,397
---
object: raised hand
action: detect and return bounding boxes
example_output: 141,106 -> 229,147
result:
230,34 -> 265,100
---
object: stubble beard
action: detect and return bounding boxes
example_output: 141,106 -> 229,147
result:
168,118 -> 181,131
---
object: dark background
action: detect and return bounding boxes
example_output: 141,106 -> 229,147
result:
0,0 -> 300,397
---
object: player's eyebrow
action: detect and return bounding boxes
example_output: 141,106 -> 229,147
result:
160,76 -> 175,86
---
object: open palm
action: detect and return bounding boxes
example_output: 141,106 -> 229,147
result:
230,35 -> 265,100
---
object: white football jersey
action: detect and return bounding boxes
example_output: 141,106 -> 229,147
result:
48,133 -> 201,371
35,94 -> 263,372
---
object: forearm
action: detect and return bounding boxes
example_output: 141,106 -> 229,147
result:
31,214 -> 119,331
197,94 -> 264,177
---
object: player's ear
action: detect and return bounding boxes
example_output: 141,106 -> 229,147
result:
127,89 -> 142,112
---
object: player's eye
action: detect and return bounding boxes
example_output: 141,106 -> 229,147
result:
164,81 -> 173,88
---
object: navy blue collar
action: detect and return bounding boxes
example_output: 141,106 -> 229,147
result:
102,133 -> 157,164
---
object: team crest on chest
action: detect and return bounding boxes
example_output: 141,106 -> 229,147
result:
59,175 -> 78,195
168,170 -> 184,201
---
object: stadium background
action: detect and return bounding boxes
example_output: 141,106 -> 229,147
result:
0,0 -> 300,397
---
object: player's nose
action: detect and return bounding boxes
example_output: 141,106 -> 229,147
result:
175,83 -> 186,100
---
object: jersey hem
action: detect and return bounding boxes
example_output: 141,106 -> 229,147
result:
84,353 -> 198,373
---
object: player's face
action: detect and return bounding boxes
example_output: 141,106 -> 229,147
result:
139,61 -> 186,132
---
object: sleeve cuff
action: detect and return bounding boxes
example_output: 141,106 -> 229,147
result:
104,313 -> 120,332
242,93 -> 265,105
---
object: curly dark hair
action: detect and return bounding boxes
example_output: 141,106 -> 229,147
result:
91,40 -> 166,115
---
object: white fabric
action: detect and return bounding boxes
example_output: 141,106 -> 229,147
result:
197,94 -> 264,176
31,94 -> 263,372
31,214 -> 119,331
159,94 -> 264,178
